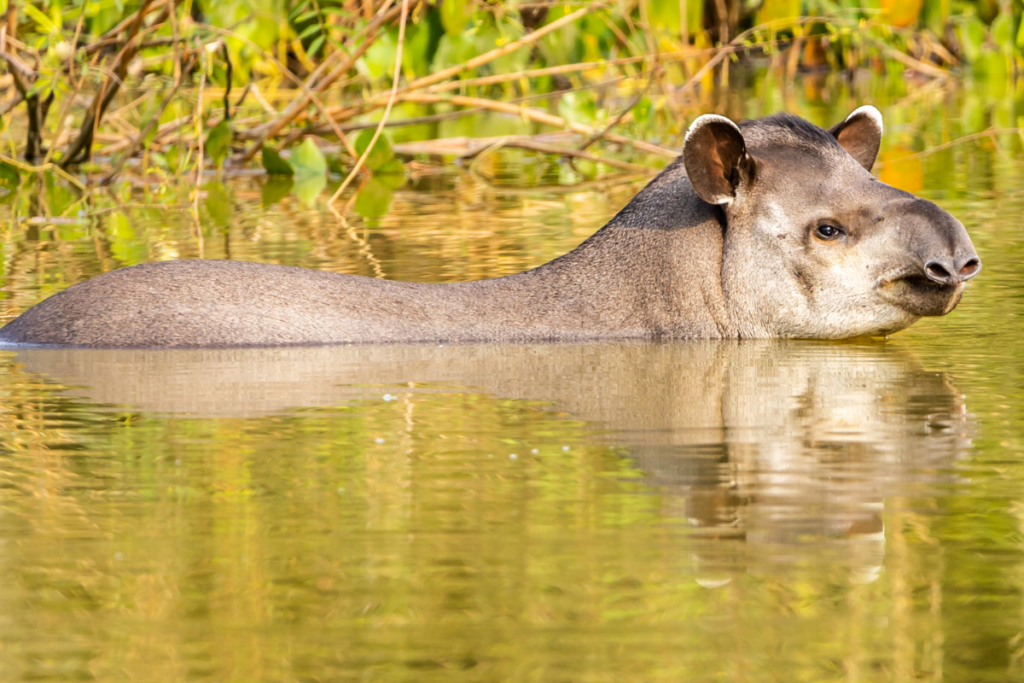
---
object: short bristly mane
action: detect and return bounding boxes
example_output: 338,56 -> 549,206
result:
739,112 -> 843,153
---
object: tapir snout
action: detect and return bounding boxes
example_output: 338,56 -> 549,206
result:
894,197 -> 981,285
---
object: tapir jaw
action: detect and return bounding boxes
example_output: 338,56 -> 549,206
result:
876,272 -> 966,317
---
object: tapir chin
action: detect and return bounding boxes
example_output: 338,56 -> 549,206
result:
0,106 -> 981,348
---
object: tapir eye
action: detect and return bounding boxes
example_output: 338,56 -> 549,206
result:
814,224 -> 842,241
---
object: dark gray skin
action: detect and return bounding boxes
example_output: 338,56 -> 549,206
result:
0,106 -> 981,348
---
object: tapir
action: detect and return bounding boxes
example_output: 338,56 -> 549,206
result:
0,106 -> 981,348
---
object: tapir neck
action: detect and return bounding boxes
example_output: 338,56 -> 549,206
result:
433,168 -> 736,342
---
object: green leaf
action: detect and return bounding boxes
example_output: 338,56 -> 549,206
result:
291,173 -> 326,206
440,0 -> 470,36
0,159 -> 18,203
960,16 -> 987,62
354,177 -> 394,218
991,11 -> 1013,53
362,30 -> 398,79
632,97 -> 653,126
44,170 -> 74,216
319,7 -> 352,17
0,159 -> 20,188
298,23 -> 323,40
354,129 -> 393,171
557,92 -> 597,125
204,181 -> 233,227
205,120 -> 232,169
290,138 -> 327,178
262,145 -> 294,175
375,158 -> 407,190
433,32 -> 476,71
262,176 -> 294,207
307,35 -> 325,58
248,17 -> 280,50
401,22 -> 433,77
22,3 -> 59,33
108,211 -> 133,239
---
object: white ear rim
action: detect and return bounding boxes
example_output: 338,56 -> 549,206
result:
845,105 -> 883,135
684,114 -> 741,145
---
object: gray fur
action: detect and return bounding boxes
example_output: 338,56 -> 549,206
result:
0,109 -> 980,348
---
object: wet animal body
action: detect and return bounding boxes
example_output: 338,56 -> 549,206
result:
0,107 -> 981,348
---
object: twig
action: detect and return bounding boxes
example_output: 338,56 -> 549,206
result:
196,23 -> 361,166
100,57 -> 194,184
250,82 -> 276,115
329,0 -> 409,204
395,93 -> 679,158
579,69 -> 654,152
43,5 -> 88,165
409,6 -> 593,92
61,0 -> 156,167
328,194 -> 385,279
80,0 -> 169,56
875,128 -> 1024,166
677,15 -> 851,94
193,51 -> 207,210
867,38 -> 951,79
0,92 -> 22,116
240,0 -> 405,161
304,108 -> 486,137
87,203 -> 191,217
0,153 -> 87,190
220,42 -> 232,120
0,48 -> 36,81
96,114 -> 192,154
460,136 -> 649,173
332,5 -> 595,126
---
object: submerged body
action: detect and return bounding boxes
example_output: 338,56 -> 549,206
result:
0,107 -> 980,348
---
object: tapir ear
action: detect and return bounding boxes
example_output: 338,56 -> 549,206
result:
683,114 -> 755,206
829,105 -> 883,171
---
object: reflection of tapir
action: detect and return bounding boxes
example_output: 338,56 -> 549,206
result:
0,108 -> 980,347
9,340 -> 972,578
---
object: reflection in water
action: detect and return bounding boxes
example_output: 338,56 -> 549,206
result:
13,341 -> 972,580
0,74 -> 1020,682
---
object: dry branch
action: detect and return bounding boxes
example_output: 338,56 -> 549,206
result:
391,93 -> 679,159
241,0 -> 412,160
61,0 -> 156,167
330,0 -> 410,203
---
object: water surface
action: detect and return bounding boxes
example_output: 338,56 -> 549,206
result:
0,75 -> 1022,681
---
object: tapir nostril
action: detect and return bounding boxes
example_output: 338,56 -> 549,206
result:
924,259 -> 954,284
958,257 -> 981,281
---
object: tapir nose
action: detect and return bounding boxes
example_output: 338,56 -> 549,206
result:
890,196 -> 981,286
924,255 -> 982,285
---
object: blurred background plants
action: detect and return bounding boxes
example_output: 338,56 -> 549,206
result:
0,0 -> 1019,214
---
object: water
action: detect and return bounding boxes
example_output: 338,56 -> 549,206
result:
0,76 -> 1023,681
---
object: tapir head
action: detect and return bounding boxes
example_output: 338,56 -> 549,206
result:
684,107 -> 980,339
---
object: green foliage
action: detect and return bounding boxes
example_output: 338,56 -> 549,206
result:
262,176 -> 293,207
647,0 -> 703,37
375,158 -> 407,189
205,121 -> 232,170
0,0 -> 1022,192
261,145 -> 294,175
354,130 -> 394,172
288,138 -> 327,205
354,176 -> 393,218
290,138 -> 327,178
0,160 -> 20,191
205,181 -> 233,226
439,0 -> 471,37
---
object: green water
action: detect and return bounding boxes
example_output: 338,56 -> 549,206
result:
0,75 -> 1023,681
